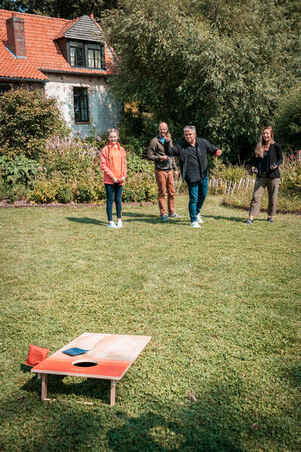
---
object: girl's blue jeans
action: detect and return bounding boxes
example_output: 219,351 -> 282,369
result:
105,183 -> 123,221
187,176 -> 208,223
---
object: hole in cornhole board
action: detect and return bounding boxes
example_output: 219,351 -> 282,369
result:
72,360 -> 98,367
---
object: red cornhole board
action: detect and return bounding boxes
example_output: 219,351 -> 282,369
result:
31,333 -> 151,406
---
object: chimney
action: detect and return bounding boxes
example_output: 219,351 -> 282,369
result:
6,15 -> 26,58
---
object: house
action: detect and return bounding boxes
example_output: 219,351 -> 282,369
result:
0,9 -> 120,137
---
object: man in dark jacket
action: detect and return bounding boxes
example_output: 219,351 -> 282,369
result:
165,125 -> 222,227
147,122 -> 179,221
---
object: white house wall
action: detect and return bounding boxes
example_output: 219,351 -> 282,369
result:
44,73 -> 120,137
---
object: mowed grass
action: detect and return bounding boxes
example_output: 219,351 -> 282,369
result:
0,195 -> 300,452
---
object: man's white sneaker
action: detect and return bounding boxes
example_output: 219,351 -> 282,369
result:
116,219 -> 123,228
107,221 -> 117,229
191,221 -> 201,228
197,214 -> 204,224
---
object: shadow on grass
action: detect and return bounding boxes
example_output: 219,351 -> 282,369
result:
0,374 -> 295,451
204,214 -> 269,223
66,217 -> 106,226
107,382 -> 296,452
0,394 -> 109,451
204,214 -> 245,223
281,363 -> 301,388
122,211 -> 189,225
66,214 -> 163,226
122,211 -> 163,225
21,374 -> 111,404
122,211 -> 158,219
65,212 -> 188,226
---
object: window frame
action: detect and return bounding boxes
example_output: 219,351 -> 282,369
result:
0,84 -> 12,94
69,41 -> 85,67
68,40 -> 106,70
73,87 -> 90,124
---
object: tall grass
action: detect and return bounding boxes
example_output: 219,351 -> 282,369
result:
209,158 -> 301,214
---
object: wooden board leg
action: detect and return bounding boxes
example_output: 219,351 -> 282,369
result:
41,374 -> 48,401
110,380 -> 116,406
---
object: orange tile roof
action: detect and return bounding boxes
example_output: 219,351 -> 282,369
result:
0,9 -> 115,82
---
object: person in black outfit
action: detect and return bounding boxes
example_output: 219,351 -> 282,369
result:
164,125 -> 222,227
246,126 -> 283,224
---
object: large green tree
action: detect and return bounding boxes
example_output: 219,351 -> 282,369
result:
103,0 -> 300,161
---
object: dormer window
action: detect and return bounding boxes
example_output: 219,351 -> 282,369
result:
70,42 -> 84,67
87,46 -> 102,69
68,41 -> 105,70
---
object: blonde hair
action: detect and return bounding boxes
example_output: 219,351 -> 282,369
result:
107,128 -> 119,138
255,126 -> 275,158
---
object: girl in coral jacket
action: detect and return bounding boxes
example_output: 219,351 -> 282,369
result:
100,128 -> 127,228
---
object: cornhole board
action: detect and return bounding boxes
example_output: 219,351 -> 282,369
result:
31,333 -> 151,406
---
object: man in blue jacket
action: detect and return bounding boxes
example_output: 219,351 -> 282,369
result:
164,125 -> 222,228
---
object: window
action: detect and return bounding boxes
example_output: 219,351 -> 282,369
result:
68,41 -> 106,70
74,87 -> 89,123
70,43 -> 84,67
0,84 -> 12,93
88,48 -> 102,69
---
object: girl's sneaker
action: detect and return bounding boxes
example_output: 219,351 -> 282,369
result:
116,219 -> 123,228
107,221 -> 117,229
197,213 -> 204,224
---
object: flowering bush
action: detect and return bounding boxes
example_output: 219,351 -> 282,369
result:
24,136 -> 157,203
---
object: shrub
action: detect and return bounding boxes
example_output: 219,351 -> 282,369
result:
74,183 -> 99,203
1,134 -> 158,204
0,155 -> 40,186
56,185 -> 73,203
209,159 -> 249,195
0,183 -> 30,202
42,136 -> 99,181
275,87 -> 301,152
127,151 -> 153,175
210,159 -> 248,183
0,88 -> 68,159
29,179 -> 58,203
123,173 -> 156,202
279,158 -> 301,197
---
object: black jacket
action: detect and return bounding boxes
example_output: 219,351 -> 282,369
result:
165,138 -> 218,183
253,143 -> 283,178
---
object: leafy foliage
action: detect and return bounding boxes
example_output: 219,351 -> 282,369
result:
4,0 -> 118,18
275,87 -> 301,152
103,0 -> 300,162
26,136 -> 157,204
280,158 -> 301,197
210,159 -> 248,184
0,89 -> 68,160
0,155 -> 40,185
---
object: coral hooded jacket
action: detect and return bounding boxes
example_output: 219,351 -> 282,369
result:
100,143 -> 127,185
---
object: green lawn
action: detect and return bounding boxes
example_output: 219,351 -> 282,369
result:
0,195 -> 300,452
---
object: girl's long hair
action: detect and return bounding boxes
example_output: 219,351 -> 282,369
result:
255,126 -> 275,158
